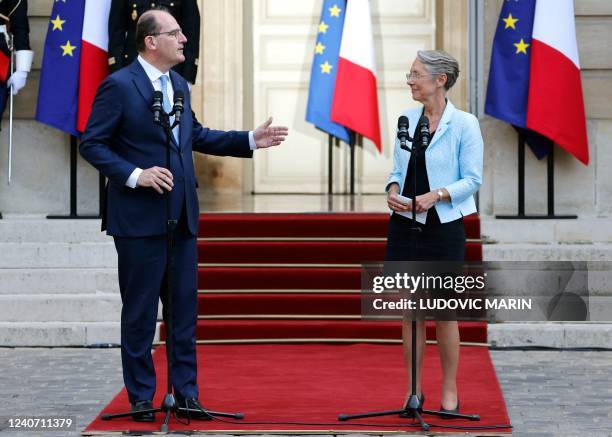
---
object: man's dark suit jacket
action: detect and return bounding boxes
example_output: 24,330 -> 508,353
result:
80,60 -> 252,237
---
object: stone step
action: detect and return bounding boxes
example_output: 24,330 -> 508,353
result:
0,268 -> 118,295
0,294 -> 122,323
0,320 -> 609,348
3,216 -> 611,244
0,217 -> 108,243
488,322 -> 612,349
0,322 -> 161,347
483,243 -> 612,261
0,242 -> 117,268
2,264 -> 609,295
2,242 -> 611,267
481,215 -> 612,244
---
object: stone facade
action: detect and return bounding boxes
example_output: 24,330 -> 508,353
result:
1,1 -> 610,229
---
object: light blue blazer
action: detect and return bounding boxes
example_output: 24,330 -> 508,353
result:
386,100 -> 483,223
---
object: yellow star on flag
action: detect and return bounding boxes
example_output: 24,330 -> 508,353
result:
329,4 -> 341,17
318,21 -> 329,34
320,61 -> 333,74
514,38 -> 530,55
50,14 -> 65,31
314,42 -> 325,55
60,40 -> 77,57
502,13 -> 518,30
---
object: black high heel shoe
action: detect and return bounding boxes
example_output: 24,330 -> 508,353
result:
399,393 -> 425,418
439,399 -> 460,419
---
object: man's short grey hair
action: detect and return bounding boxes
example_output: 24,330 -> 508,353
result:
136,7 -> 169,52
416,50 -> 460,91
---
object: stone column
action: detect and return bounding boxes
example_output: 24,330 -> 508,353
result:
194,0 -> 247,194
436,0 -> 470,111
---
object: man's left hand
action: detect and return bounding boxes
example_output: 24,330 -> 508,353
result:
254,117 -> 289,149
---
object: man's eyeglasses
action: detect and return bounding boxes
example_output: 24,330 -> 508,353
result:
149,28 -> 183,39
406,72 -> 436,81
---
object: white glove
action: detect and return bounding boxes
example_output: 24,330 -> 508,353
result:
7,50 -> 34,95
7,70 -> 27,95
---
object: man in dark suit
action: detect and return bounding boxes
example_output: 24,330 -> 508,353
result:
108,0 -> 200,84
80,9 -> 287,422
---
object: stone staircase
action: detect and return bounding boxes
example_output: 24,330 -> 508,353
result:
482,216 -> 612,348
0,217 -> 123,346
0,215 -> 610,348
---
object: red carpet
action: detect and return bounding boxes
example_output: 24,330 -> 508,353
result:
182,213 -> 486,343
198,213 -> 481,239
164,320 -> 487,344
84,343 -> 511,435
198,240 -> 482,264
198,266 -> 363,289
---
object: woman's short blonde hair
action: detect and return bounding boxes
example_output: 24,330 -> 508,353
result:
416,50 -> 460,91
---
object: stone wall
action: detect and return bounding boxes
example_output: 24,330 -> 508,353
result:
480,0 -> 612,221
0,1 -> 100,215
1,0 -> 610,225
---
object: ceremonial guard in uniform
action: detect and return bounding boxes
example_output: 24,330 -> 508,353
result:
0,0 -> 32,219
0,0 -> 33,103
108,0 -> 200,84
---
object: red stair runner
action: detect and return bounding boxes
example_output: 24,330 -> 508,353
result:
161,213 -> 485,343
197,293 -> 362,316
159,320 -> 487,343
198,212 -> 480,239
198,240 -> 482,264
199,266 -> 361,290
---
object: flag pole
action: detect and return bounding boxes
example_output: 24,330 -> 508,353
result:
519,132 -> 525,216
328,134 -> 333,194
328,135 -> 343,195
547,148 -> 555,216
496,133 -> 576,219
545,148 -> 575,218
350,136 -> 355,195
47,135 -> 102,220
7,32 -> 14,185
349,134 -> 362,195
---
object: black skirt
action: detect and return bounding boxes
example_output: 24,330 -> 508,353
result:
385,212 -> 465,262
389,121 -> 465,262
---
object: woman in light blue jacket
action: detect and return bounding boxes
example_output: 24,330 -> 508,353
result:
385,50 -> 483,415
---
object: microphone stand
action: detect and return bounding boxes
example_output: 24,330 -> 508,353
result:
101,98 -> 244,432
338,122 -> 480,431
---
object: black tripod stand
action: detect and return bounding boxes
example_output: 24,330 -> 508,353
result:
101,90 -> 243,432
338,116 -> 479,431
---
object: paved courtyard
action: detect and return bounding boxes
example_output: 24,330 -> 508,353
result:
0,347 -> 610,437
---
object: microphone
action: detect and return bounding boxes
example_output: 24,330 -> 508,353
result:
152,91 -> 163,124
418,115 -> 430,149
173,90 -> 185,125
397,115 -> 409,150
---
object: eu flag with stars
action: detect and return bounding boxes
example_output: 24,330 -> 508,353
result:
305,0 -> 350,144
36,0 -> 85,136
485,0 -> 551,158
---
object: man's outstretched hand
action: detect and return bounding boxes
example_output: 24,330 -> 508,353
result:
137,166 -> 174,194
253,117 -> 289,149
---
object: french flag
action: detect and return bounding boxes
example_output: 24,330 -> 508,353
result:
77,0 -> 111,132
331,0 -> 381,151
527,0 -> 588,164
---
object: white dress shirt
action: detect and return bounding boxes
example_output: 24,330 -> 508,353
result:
125,55 -> 256,188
